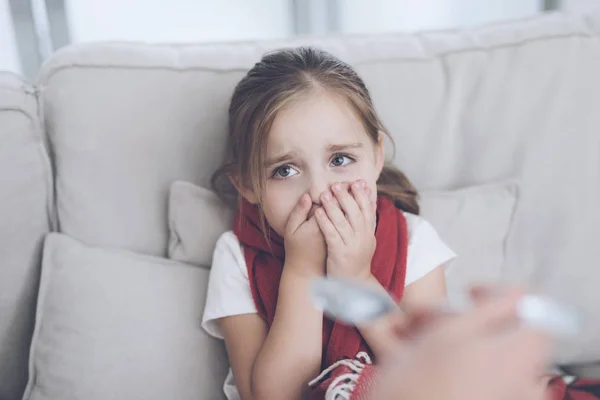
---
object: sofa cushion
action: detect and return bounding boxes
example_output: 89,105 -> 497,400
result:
419,181 -> 518,306
39,50 -> 245,256
39,11 -> 600,362
0,72 -> 53,400
566,362 -> 600,379
167,180 -> 518,307
23,233 -> 229,400
168,181 -> 234,268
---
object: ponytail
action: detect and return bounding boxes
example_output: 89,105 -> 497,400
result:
377,164 -> 420,215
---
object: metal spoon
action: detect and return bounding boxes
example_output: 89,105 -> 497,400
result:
310,277 -> 581,338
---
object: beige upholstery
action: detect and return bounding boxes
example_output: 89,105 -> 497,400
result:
0,73 -> 53,400
37,11 -> 600,363
24,234 -> 228,400
168,181 -> 235,268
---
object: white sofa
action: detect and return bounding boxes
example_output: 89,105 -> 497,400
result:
2,11 -> 600,400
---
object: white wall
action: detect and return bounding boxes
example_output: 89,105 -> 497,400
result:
64,0 -> 292,43
0,0 -> 20,73
339,0 -> 542,33
562,0 -> 600,12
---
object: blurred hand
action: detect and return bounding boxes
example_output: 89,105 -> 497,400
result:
371,286 -> 553,400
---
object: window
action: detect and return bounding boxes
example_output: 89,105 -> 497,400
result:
2,0 -> 570,80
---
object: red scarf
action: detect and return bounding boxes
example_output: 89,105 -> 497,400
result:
233,195 -> 409,368
547,374 -> 600,400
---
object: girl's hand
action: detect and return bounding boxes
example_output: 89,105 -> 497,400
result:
315,179 -> 376,282
284,193 -> 327,276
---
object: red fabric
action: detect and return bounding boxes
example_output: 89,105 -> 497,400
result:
233,195 -> 409,369
351,364 -> 380,400
548,376 -> 600,400
309,361 -> 380,400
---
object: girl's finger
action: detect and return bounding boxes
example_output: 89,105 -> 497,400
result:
351,180 -> 370,213
321,190 -> 353,244
315,207 -> 344,248
285,193 -> 312,234
332,182 -> 362,230
367,187 -> 377,232
351,181 -> 375,230
370,188 -> 377,214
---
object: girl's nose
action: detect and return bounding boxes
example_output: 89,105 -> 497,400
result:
308,177 -> 329,205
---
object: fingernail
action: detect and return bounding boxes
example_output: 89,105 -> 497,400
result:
333,183 -> 342,191
353,181 -> 361,189
322,192 -> 332,202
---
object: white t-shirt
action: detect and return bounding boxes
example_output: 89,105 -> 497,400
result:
202,212 -> 456,400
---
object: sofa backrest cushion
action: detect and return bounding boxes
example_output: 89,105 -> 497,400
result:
39,11 -> 600,363
0,72 -> 53,400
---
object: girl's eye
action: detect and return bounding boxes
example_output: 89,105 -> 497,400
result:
331,153 -> 353,167
273,164 -> 299,179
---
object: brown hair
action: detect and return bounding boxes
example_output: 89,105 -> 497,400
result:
211,46 -> 419,215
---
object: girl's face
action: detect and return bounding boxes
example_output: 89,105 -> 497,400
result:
244,91 -> 385,236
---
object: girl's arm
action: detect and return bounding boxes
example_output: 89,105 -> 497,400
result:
252,266 -> 323,399
399,265 -> 447,309
357,266 -> 447,359
220,265 -> 323,400
220,313 -> 268,400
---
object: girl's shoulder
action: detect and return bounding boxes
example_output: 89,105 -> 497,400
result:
402,212 -> 457,286
401,212 -> 455,262
213,230 -> 248,278
203,230 -> 257,339
401,212 -> 428,245
215,230 -> 242,252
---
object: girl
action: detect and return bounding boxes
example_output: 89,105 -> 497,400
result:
202,47 -> 455,400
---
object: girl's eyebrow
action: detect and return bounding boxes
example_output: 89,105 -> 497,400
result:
264,151 -> 296,168
328,143 -> 364,152
264,143 -> 363,167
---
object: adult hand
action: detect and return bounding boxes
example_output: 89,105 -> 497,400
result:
372,287 -> 553,400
